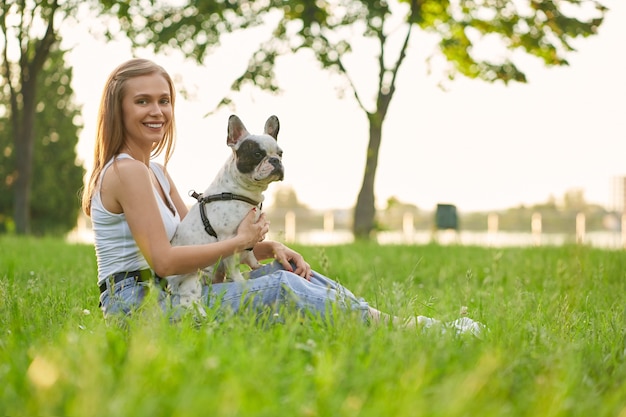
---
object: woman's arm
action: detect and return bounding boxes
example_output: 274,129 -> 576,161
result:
105,159 -> 267,277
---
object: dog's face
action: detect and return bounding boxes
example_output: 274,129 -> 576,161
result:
227,115 -> 284,184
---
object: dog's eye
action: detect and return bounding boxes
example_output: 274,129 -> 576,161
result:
255,152 -> 263,159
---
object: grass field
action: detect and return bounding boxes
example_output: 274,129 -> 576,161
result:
1,236 -> 626,416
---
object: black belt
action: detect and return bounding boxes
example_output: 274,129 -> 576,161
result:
98,269 -> 167,294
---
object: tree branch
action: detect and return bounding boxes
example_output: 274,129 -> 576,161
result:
1,2 -> 20,135
328,36 -> 371,116
388,20 -> 413,98
32,0 -> 58,74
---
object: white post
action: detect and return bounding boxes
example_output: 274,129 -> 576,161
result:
323,211 -> 334,233
576,212 -> 586,244
403,212 -> 414,243
487,213 -> 498,245
285,211 -> 296,243
531,212 -> 542,246
622,213 -> 626,249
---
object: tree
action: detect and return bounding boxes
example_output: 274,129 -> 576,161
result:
272,185 -> 308,211
0,42 -> 85,235
0,0 -> 151,234
105,0 -> 607,239
562,188 -> 586,211
1,0 -> 64,233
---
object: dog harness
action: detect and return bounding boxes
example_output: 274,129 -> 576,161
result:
189,190 -> 262,239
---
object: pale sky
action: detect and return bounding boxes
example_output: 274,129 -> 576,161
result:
66,1 -> 625,213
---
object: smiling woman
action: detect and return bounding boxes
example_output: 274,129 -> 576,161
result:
81,59 -> 178,217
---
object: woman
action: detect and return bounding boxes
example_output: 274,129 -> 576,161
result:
81,58 -> 482,335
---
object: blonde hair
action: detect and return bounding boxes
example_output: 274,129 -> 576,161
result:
81,58 -> 177,216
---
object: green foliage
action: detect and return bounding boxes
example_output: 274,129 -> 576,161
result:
0,45 -> 85,235
410,0 -> 607,84
2,237 -> 626,416
98,0 -> 268,62
105,0 -> 607,92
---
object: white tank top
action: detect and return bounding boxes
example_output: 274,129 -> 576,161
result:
91,154 -> 181,285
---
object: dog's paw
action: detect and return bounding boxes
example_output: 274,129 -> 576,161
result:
229,271 -> 247,283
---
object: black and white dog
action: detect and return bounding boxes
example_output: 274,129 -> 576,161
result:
167,114 -> 284,309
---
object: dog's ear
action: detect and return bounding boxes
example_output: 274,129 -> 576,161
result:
264,115 -> 280,141
227,115 -> 250,147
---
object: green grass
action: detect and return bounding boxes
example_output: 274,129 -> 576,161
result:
1,236 -> 626,416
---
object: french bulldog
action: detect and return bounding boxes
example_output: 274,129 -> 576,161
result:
167,114 -> 284,310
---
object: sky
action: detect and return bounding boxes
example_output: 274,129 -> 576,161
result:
65,1 -> 625,213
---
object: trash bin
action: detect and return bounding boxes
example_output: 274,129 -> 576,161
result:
435,204 -> 458,230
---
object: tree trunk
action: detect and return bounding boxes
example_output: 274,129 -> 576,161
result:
13,71 -> 37,235
9,5 -> 57,235
352,114 -> 383,239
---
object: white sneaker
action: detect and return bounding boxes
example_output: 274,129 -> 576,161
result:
416,315 -> 441,329
447,317 -> 485,338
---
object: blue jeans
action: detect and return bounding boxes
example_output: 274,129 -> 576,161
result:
99,276 -> 168,317
99,261 -> 370,321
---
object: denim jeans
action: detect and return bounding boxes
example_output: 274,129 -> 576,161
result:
99,261 -> 370,321
98,276 -> 168,317
203,261 -> 371,322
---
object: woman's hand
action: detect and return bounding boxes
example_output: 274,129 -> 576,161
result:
269,242 -> 312,281
236,208 -> 269,250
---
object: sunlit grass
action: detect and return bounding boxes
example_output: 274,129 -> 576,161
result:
1,236 -> 626,416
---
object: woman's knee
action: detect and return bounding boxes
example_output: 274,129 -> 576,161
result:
273,271 -> 309,292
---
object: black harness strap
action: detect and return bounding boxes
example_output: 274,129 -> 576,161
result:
189,191 -> 262,239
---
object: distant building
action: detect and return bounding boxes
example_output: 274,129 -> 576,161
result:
611,176 -> 626,213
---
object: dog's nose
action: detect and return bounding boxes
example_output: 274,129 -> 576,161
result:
269,157 -> 281,167
270,158 -> 284,180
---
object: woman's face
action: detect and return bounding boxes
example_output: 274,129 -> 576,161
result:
121,72 -> 172,150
